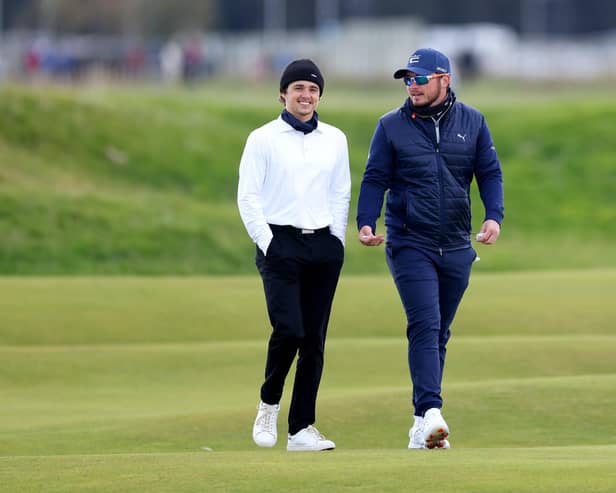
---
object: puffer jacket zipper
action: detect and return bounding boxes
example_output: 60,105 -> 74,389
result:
432,115 -> 444,255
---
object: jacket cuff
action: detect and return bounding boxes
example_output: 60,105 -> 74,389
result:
357,218 -> 377,235
484,213 -> 503,226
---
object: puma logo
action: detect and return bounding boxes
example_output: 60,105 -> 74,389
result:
457,133 -> 467,142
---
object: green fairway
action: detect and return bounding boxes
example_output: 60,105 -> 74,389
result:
2,76 -> 615,491
3,448 -> 616,493
1,272 -> 616,491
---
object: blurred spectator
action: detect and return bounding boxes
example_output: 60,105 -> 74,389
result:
24,46 -> 40,75
125,45 -> 145,77
456,50 -> 480,80
182,37 -> 203,83
160,40 -> 184,83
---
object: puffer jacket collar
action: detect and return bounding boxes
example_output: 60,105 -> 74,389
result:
402,89 -> 456,121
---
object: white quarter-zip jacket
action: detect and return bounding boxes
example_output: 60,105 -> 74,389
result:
238,116 -> 351,254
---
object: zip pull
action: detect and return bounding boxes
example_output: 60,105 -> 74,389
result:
433,117 -> 440,152
439,248 -> 443,256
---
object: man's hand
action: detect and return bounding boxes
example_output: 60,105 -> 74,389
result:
476,219 -> 500,245
358,225 -> 385,246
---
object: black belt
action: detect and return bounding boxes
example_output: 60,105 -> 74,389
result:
269,224 -> 330,235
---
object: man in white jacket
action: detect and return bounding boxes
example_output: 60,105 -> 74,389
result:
238,59 -> 351,452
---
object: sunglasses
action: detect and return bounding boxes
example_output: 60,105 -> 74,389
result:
403,73 -> 448,86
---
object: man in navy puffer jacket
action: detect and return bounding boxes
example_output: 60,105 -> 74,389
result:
357,48 -> 504,450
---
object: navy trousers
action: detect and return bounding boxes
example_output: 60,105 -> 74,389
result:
386,242 -> 476,416
256,225 -> 344,435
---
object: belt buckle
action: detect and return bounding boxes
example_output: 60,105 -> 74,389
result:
301,228 -> 315,234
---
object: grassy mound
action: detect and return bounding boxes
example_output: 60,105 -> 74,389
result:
1,82 -> 615,273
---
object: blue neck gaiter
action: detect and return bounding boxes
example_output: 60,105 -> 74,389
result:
281,109 -> 319,134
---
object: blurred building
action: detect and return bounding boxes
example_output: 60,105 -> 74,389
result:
216,0 -> 616,37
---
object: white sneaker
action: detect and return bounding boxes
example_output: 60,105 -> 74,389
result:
408,416 -> 425,449
408,416 -> 451,449
252,401 -> 279,448
422,408 -> 449,449
287,425 -> 336,452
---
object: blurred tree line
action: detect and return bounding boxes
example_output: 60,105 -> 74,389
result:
3,0 -> 616,36
3,0 -> 218,36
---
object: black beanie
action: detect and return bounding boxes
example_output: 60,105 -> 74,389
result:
279,59 -> 325,95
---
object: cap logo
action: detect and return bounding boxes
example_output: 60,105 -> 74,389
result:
409,54 -> 421,64
310,73 -> 317,78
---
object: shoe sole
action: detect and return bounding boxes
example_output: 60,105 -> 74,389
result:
409,440 -> 449,450
287,446 -> 335,452
424,425 -> 449,449
254,440 -> 276,448
425,432 -> 449,449
427,439 -> 450,450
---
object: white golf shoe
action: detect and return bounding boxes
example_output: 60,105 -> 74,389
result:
422,408 -> 450,449
408,416 -> 426,449
252,401 -> 279,448
408,415 -> 451,449
287,425 -> 336,452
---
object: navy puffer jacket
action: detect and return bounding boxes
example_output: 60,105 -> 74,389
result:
357,93 -> 504,252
